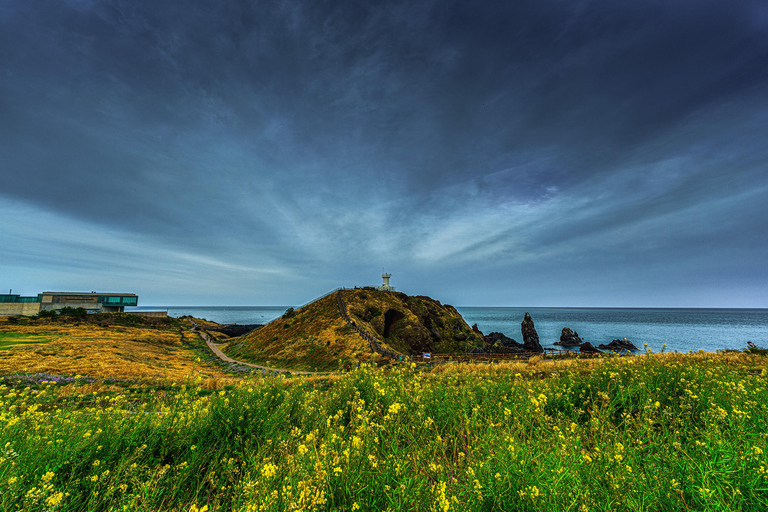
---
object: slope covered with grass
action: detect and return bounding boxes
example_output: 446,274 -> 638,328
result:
223,294 -> 378,372
224,290 -> 484,371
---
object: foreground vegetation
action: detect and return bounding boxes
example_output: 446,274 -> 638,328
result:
2,351 -> 767,511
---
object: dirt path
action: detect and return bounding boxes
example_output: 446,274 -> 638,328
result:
190,321 -> 334,376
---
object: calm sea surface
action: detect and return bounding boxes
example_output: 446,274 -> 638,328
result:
128,306 -> 768,353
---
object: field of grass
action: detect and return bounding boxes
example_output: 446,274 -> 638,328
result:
2,351 -> 767,511
0,316 -> 233,382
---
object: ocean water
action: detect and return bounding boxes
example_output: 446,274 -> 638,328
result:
456,307 -> 768,353
128,306 -> 768,353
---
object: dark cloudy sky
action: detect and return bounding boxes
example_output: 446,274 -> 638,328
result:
2,0 -> 767,307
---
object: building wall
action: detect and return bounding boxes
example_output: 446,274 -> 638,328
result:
126,311 -> 168,318
0,303 -> 41,316
40,302 -> 105,313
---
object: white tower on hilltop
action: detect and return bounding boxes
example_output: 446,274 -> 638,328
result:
379,272 -> 394,291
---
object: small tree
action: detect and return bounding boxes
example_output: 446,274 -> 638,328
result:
59,307 -> 88,319
282,307 -> 296,319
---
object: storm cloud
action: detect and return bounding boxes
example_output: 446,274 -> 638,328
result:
2,0 -> 767,306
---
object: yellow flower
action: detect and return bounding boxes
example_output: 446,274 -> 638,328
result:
41,471 -> 55,483
352,503 -> 360,511
261,463 -> 278,479
46,492 -> 64,507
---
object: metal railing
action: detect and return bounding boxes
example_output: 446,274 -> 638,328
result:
336,290 -> 403,360
259,287 -> 347,327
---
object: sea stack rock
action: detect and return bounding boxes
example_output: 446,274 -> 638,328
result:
521,313 -> 543,352
555,327 -> 582,347
580,342 -> 600,354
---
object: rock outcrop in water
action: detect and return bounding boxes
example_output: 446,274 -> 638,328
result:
598,338 -> 639,351
521,312 -> 543,352
482,332 -> 523,352
579,342 -> 600,353
555,327 -> 583,347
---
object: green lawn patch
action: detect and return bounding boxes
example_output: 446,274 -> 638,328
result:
0,332 -> 57,349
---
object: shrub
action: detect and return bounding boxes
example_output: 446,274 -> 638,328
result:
58,307 -> 88,319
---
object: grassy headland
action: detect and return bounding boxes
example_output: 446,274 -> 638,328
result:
224,289 -> 482,372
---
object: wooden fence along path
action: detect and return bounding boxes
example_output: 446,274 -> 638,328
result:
335,290 -> 402,360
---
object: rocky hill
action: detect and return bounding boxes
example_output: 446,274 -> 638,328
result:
222,289 -> 483,371
343,289 -> 482,355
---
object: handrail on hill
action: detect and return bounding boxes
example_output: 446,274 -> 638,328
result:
335,290 -> 403,360
295,287 -> 346,312
259,287 -> 347,328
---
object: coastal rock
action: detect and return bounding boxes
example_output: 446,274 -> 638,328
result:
483,331 -> 521,348
579,342 -> 601,354
471,323 -> 484,336
555,327 -> 582,347
598,338 -> 639,351
521,313 -> 543,352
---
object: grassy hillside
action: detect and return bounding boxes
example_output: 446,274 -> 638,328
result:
223,293 -> 379,372
225,289 -> 483,371
344,289 -> 482,355
0,314 -> 232,382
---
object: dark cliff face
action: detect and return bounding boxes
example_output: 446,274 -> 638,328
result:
346,290 -> 482,355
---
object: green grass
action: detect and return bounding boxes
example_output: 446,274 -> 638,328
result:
1,352 -> 768,511
0,332 -> 57,350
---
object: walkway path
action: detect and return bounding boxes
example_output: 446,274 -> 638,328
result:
335,290 -> 402,360
190,321 -> 334,376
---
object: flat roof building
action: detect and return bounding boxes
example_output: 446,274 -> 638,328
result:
0,291 -> 138,316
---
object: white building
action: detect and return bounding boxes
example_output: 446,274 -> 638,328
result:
377,273 -> 395,291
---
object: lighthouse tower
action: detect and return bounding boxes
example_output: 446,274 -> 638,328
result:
379,272 -> 394,291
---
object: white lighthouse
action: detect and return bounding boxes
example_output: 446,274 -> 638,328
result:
379,272 -> 394,291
